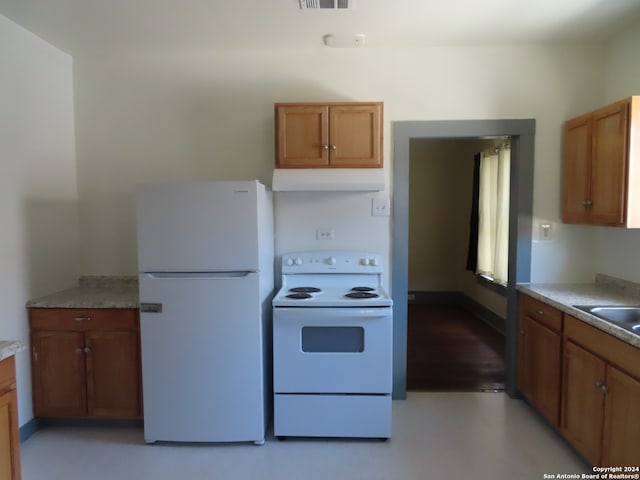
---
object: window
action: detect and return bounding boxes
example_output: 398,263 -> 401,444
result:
476,144 -> 510,286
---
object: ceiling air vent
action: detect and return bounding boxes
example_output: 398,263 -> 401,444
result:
299,0 -> 353,10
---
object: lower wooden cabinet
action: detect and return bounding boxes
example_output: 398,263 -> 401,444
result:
0,356 -> 21,480
602,366 -> 640,466
30,308 -> 141,419
561,340 -> 607,465
562,314 -> 640,466
519,294 -> 640,466
517,295 -> 562,427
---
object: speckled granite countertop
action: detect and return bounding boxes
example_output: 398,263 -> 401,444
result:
517,274 -> 640,348
0,341 -> 26,362
26,276 -> 139,309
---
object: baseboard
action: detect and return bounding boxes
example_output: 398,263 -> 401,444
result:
408,290 -> 505,335
20,417 -> 143,443
408,291 -> 464,305
37,418 -> 144,428
459,295 -> 506,334
19,418 -> 39,443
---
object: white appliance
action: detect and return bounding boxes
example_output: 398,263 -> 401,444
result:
136,181 -> 273,445
272,251 -> 393,439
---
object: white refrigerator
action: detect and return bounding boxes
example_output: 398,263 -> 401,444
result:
136,181 -> 273,444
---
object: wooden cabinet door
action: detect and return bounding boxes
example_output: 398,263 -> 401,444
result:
562,113 -> 591,224
561,341 -> 606,465
590,100 -> 629,225
276,105 -> 329,167
601,366 -> 640,466
521,316 -> 562,427
31,331 -> 86,417
329,104 -> 382,167
0,389 -> 20,480
85,331 -> 140,418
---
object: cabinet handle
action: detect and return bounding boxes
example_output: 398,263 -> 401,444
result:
74,316 -> 92,322
330,144 -> 337,150
536,310 -> 544,316
32,347 -> 38,362
594,380 -> 607,393
582,200 -> 593,207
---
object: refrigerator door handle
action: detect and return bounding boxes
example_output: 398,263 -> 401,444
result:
144,272 -> 254,280
140,303 -> 163,313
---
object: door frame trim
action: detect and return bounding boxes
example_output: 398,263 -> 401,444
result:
391,119 -> 535,399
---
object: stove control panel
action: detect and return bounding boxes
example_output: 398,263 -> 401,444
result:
281,251 -> 384,274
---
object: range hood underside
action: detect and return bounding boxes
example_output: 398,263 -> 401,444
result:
272,168 -> 385,192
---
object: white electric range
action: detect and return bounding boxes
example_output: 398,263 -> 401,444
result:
272,251 -> 393,439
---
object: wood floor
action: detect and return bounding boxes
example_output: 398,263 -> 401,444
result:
407,303 -> 505,392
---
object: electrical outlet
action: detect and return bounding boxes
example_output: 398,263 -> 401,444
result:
316,228 -> 335,240
372,197 -> 390,217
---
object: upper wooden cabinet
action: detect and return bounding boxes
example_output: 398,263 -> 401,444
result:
562,96 -> 640,227
275,102 -> 383,168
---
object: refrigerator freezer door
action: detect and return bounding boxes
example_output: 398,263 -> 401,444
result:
139,272 -> 266,443
136,181 -> 263,272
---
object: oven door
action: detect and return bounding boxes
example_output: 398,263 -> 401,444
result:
273,307 -> 392,394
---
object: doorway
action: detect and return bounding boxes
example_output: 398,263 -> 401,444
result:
391,119 -> 535,400
406,137 -> 508,392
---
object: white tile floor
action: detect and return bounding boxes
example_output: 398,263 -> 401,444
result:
21,393 -> 589,480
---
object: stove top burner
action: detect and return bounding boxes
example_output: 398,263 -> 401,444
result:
345,292 -> 380,299
289,287 -> 322,293
351,287 -> 375,292
286,293 -> 313,300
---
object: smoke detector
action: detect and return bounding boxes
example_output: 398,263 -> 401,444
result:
299,0 -> 353,10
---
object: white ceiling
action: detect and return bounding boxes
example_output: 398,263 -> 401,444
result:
1,0 -> 640,56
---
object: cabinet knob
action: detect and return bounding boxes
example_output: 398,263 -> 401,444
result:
75,347 -> 83,355
536,310 -> 544,316
321,144 -> 329,150
84,347 -> 91,354
582,200 -> 593,207
330,144 -> 337,150
519,330 -> 526,336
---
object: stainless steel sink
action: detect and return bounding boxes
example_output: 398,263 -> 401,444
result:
575,305 -> 640,333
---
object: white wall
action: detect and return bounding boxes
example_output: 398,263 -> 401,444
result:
0,14 -> 78,425
409,139 -> 478,292
594,21 -> 640,283
73,46 -> 605,288
408,139 -> 507,317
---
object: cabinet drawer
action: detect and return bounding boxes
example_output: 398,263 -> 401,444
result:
564,314 -> 640,380
30,308 -> 138,331
0,356 -> 16,393
519,294 -> 563,332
